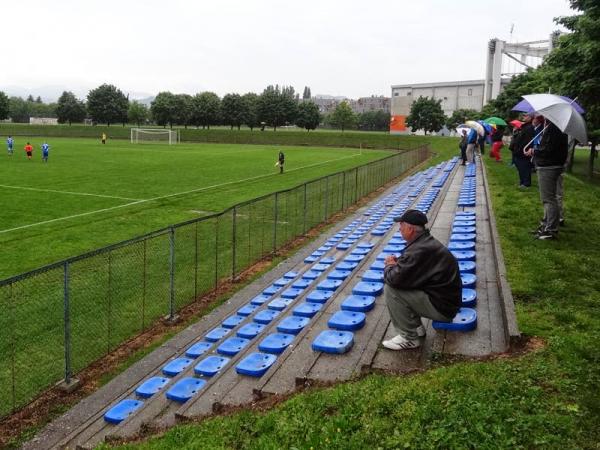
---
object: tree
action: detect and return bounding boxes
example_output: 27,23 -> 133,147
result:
544,0 -> 600,176
406,96 -> 446,135
242,93 -> 260,131
8,97 -> 31,123
174,94 -> 193,128
27,94 -> 34,102
56,91 -> 87,125
257,85 -> 298,131
0,92 -> 10,120
221,93 -> 245,130
128,100 -> 149,126
445,108 -> 480,130
87,84 -> 129,126
35,96 -> 42,104
295,101 -> 321,131
302,86 -> 311,100
330,101 -> 356,132
151,92 -> 178,128
485,69 -> 551,119
357,110 -> 390,131
191,92 -> 221,129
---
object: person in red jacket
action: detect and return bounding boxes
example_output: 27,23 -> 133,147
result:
24,142 -> 33,160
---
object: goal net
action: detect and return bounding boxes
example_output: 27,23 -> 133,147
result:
130,128 -> 179,145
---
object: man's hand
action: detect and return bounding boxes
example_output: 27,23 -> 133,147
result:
384,255 -> 397,266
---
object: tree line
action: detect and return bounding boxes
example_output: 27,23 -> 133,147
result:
0,85 -> 392,133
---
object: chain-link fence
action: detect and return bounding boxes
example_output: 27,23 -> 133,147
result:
0,145 -> 428,418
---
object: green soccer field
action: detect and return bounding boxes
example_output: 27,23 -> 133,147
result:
0,137 -> 389,279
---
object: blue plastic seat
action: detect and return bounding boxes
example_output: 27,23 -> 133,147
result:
185,341 -> 213,358
456,211 -> 475,217
453,220 -> 476,227
450,233 -> 476,242
388,238 -> 406,245
384,244 -> 405,253
327,269 -> 352,281
304,255 -> 319,263
458,260 -> 476,273
262,284 -> 281,296
293,302 -> 323,318
352,281 -> 384,296
237,303 -> 259,316
336,261 -> 359,271
281,288 -> 304,299
162,357 -> 194,377
104,399 -> 144,424
306,289 -> 334,304
217,337 -> 250,356
361,270 -> 383,283
165,377 -> 206,403
341,295 -> 376,312
370,260 -> 386,271
277,315 -> 310,334
236,352 -> 277,377
258,333 -> 295,354
461,273 -> 477,288
451,250 -> 476,261
336,242 -> 351,250
291,279 -> 312,289
310,250 -> 325,258
302,270 -> 321,280
317,279 -> 343,291
356,241 -> 375,249
268,296 -> 294,311
318,245 -> 331,252
222,314 -> 246,329
453,226 -> 476,234
448,241 -> 476,251
237,322 -> 266,339
273,277 -> 290,287
250,294 -> 271,305
205,326 -> 230,342
135,376 -> 169,398
254,309 -> 280,324
312,330 -> 354,354
351,247 -> 370,256
194,355 -> 230,377
328,310 -> 366,331
312,263 -> 331,272
284,271 -> 299,279
462,288 -> 477,307
376,252 -> 396,261
320,256 -> 336,264
432,307 -> 477,331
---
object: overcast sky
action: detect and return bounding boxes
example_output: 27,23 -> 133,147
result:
1,0 -> 575,101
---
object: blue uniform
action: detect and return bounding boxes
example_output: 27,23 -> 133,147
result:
41,143 -> 50,162
7,137 -> 14,154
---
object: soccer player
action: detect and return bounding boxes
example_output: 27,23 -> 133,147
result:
24,142 -> 33,160
41,142 -> 50,162
6,135 -> 14,155
102,132 -> 107,144
278,150 -> 285,174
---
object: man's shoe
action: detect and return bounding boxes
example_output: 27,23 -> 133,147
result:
416,325 -> 426,337
559,219 -> 565,227
530,225 -> 544,235
537,231 -> 556,240
382,335 -> 421,351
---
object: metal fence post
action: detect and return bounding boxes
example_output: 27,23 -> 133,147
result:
354,168 -> 359,203
342,171 -> 346,210
303,183 -> 307,234
169,226 -> 175,320
232,207 -> 237,280
63,261 -> 72,384
273,192 -> 279,253
324,176 -> 329,220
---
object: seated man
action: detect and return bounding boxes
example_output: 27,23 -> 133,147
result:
382,209 -> 462,350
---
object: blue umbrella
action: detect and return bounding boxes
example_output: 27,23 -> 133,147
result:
512,95 -> 585,114
477,120 -> 493,134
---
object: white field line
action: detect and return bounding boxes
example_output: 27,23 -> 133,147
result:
0,153 -> 361,235
0,184 -> 141,201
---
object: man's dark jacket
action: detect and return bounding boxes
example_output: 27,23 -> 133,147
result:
383,230 -> 462,318
535,122 -> 568,167
510,122 -> 535,160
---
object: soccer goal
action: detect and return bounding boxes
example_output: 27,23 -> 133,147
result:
130,128 -> 180,145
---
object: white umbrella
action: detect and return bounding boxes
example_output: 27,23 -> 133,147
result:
522,94 -> 588,144
465,120 -> 484,136
456,124 -> 470,135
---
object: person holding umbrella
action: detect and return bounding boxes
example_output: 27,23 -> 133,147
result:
509,114 -> 535,188
524,116 -> 568,240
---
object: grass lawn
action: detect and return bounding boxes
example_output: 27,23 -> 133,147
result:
0,138 -> 390,279
99,142 -> 600,449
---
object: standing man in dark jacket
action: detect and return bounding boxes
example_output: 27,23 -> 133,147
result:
382,210 -> 462,350
510,113 -> 535,188
278,150 -> 285,174
524,116 -> 568,239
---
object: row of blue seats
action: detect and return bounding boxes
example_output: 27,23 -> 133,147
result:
433,163 -> 478,331
103,161 -> 456,424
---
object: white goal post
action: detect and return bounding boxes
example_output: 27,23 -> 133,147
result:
130,128 -> 180,145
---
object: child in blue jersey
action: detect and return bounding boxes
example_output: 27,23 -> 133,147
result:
41,142 -> 50,162
6,136 -> 14,155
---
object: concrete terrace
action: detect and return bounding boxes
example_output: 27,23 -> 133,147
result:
25,157 -> 519,450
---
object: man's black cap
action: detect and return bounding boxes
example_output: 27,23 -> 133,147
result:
393,209 -> 428,226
